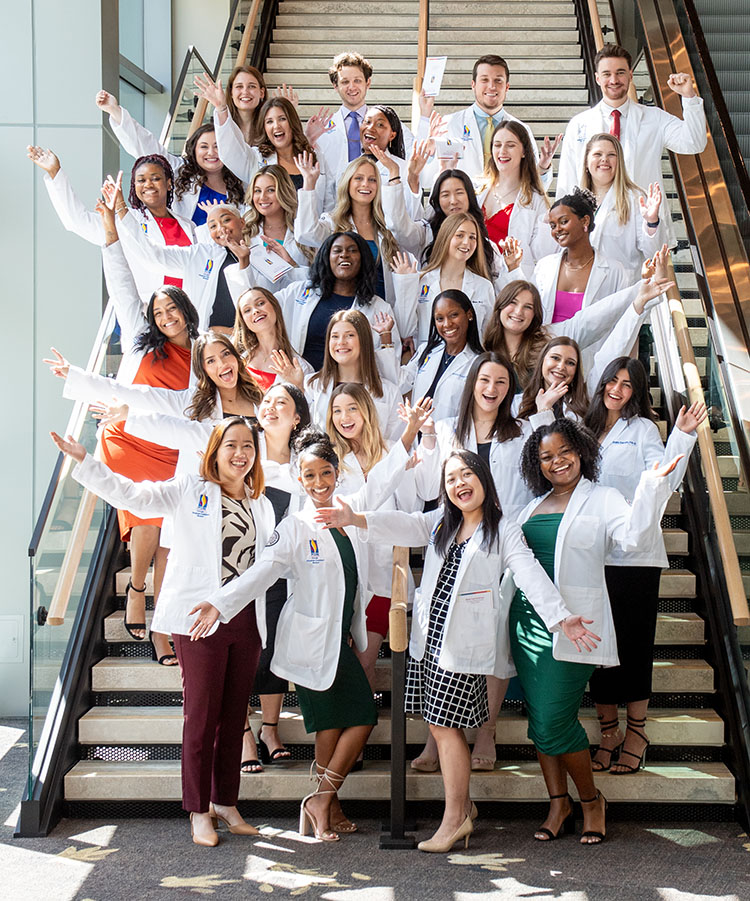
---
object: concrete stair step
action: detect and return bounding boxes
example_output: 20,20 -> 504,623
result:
291,87 -> 587,105
64,759 -> 735,802
659,569 -> 696,598
272,29 -> 578,43
265,72 -> 586,89
275,14 -> 578,28
78,705 -> 722,747
266,56 -> 584,72
270,43 -> 583,58
90,656 -> 713,694
663,528 -> 689,554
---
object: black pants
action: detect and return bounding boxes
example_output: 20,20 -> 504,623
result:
251,580 -> 288,696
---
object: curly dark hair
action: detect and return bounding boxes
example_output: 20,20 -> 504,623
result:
133,285 -> 200,361
550,187 -> 598,232
128,154 -> 175,212
434,450 -> 502,556
173,123 -> 245,206
424,169 -> 497,276
520,418 -> 601,496
307,231 -> 377,305
293,426 -> 339,471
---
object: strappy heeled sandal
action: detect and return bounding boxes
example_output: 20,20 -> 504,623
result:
590,716 -> 624,772
580,791 -> 608,844
534,792 -> 575,841
257,721 -> 291,764
240,726 -> 263,774
124,578 -> 147,640
310,761 -> 357,834
611,714 -> 650,774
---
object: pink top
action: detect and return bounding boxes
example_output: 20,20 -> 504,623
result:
552,290 -> 584,323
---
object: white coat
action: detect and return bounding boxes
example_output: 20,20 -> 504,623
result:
72,454 -> 275,637
292,189 -> 414,331
393,267 -> 496,346
598,416 -> 696,566
363,508 -> 570,677
401,343 -> 480,423
42,169 -> 196,302
304,374 -> 403,442
589,187 -> 667,281
514,471 -> 671,666
431,417 -> 535,520
238,231 -> 312,293
556,96 -> 707,245
117,211 -> 228,330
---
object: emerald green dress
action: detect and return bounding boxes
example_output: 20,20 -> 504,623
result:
509,514 -> 595,756
295,528 -> 378,733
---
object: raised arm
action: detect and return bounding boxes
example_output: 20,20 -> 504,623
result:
213,108 -> 261,184
29,148 -> 106,245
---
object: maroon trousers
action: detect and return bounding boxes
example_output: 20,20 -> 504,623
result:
173,603 -> 260,813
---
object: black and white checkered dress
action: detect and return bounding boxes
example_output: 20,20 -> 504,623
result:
405,539 -> 489,728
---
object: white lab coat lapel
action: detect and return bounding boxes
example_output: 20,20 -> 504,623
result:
582,255 -> 611,308
589,187 -> 617,255
598,416 -> 630,454
552,478 -> 593,581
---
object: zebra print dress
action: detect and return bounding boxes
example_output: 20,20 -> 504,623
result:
220,494 -> 256,585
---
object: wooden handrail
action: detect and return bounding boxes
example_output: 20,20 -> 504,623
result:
586,0 -> 605,50
47,488 -> 98,626
187,0 -> 264,139
389,546 -> 410,653
411,0 -> 430,134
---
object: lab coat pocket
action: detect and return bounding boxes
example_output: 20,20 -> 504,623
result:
286,610 -> 328,670
606,441 -> 639,476
566,515 -> 599,550
452,588 -> 498,655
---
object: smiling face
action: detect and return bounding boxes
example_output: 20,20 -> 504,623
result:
329,320 -> 361,367
298,453 -> 338,507
472,361 -> 511,417
541,344 -> 578,389
491,127 -> 524,174
499,289 -> 536,335
257,385 -> 300,435
252,173 -> 282,218
360,109 -> 396,152
133,162 -> 170,211
448,220 -> 478,264
334,65 -> 370,110
472,63 -> 509,114
595,55 -> 632,106
331,393 -> 365,445
264,106 -> 292,149
202,340 -> 239,389
194,130 -> 222,173
549,204 -> 589,248
434,296 -> 472,349
232,71 -> 264,112
239,289 -> 277,335
151,292 -> 188,342
586,139 -> 618,187
444,456 -> 486,514
348,161 -> 379,205
215,423 -> 257,484
438,177 -> 470,215
329,234 -> 361,281
206,207 -> 245,246
538,431 -> 582,490
603,367 -> 633,414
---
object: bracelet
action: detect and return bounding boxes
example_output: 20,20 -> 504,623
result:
115,205 -> 127,214
217,105 -> 228,113
388,176 -> 401,183
421,431 -> 436,437
380,342 -> 394,349
647,218 -> 660,227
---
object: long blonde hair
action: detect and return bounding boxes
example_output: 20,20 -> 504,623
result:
329,156 -> 400,267
232,286 -> 299,363
326,383 -> 387,475
479,119 -> 548,208
581,133 -> 643,227
243,165 -> 313,262
309,309 -> 384,397
423,212 -> 491,281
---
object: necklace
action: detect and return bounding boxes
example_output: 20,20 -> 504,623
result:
551,484 -> 576,497
564,252 -> 595,271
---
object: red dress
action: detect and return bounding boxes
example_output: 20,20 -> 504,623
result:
484,202 -> 514,251
153,216 -> 191,288
99,342 -> 192,539
246,365 -> 276,393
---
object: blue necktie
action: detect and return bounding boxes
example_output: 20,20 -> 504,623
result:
347,111 -> 361,161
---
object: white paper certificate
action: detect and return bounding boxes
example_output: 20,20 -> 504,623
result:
422,56 -> 448,97
250,246 -> 293,283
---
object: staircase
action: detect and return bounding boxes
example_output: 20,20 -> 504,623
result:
60,1 -> 744,816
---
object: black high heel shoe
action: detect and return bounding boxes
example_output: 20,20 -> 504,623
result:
591,716 -> 624,772
580,791 -> 608,844
240,726 -> 263,774
257,721 -> 291,764
149,630 -> 178,666
611,715 -> 650,774
124,579 -> 147,640
534,793 -> 575,841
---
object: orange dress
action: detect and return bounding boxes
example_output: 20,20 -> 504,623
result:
99,342 -> 192,539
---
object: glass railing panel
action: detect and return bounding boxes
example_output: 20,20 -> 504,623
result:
215,0 -> 261,88
27,300 -> 123,797
163,48 -> 214,157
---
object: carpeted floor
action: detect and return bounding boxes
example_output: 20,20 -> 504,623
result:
2,718 -> 749,900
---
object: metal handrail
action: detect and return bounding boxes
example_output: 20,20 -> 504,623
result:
158,45 -> 213,147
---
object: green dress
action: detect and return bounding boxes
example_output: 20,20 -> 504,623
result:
295,528 -> 378,733
509,513 -> 595,756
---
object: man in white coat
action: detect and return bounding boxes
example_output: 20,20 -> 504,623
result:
442,54 -> 556,185
556,43 -> 707,245
314,51 -> 418,176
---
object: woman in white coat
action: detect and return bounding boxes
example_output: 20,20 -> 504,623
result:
192,428 -> 416,842
512,418 -> 681,844
477,120 -> 557,283
27,148 -> 195,302
51,418 -> 275,847
306,309 -> 401,441
315,449 -> 597,852
401,289 -> 485,424
392,212 -> 496,346
583,358 -> 705,774
95,90 -> 245,226
581,134 -> 666,281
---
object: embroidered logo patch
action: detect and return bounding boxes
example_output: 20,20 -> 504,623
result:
199,259 -> 214,280
193,492 -> 209,518
266,530 -> 280,547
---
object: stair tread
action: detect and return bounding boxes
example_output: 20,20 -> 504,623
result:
64,759 -> 736,802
